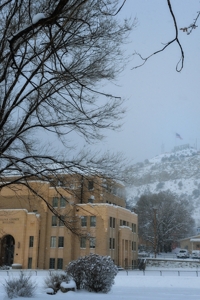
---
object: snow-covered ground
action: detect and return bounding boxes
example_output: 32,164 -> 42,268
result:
0,268 -> 200,300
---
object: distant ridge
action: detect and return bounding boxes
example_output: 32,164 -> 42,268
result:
127,146 -> 200,228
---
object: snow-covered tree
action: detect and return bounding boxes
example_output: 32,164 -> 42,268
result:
136,192 -> 195,254
66,254 -> 118,293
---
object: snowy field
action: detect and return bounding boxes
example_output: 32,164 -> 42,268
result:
0,268 -> 200,300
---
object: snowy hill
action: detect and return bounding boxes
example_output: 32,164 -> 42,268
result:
127,145 -> 200,228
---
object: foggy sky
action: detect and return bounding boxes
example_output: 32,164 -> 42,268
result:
71,1 -> 200,164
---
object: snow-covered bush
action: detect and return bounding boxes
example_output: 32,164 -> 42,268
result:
66,256 -> 85,290
44,271 -> 70,293
66,254 -> 118,293
83,254 -> 118,293
3,271 -> 36,299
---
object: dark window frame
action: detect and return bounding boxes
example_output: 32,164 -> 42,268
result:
109,237 -> 112,249
113,218 -> 115,228
49,258 -> 55,269
110,217 -> 112,228
58,236 -> 64,248
57,258 -> 63,269
29,236 -> 34,247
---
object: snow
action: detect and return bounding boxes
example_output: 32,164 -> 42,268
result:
0,269 -> 200,299
60,280 -> 76,288
45,287 -> 54,294
32,13 -> 46,24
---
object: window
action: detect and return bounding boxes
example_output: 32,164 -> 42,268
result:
59,215 -> 65,227
90,216 -> 96,227
109,238 -> 115,249
52,216 -> 57,226
49,258 -> 55,269
88,198 -> 93,203
113,218 -> 115,228
57,258 -> 63,269
58,236 -> 64,248
109,238 -> 112,249
80,237 -> 86,248
110,217 -> 112,228
132,241 -> 136,251
120,220 -> 123,226
50,236 -> 56,248
81,216 -> 87,227
60,197 -> 66,208
113,238 -> 115,249
90,237 -> 96,249
110,217 -> 115,228
52,197 -> 58,207
88,180 -> 94,190
29,236 -> 34,247
28,257 -> 32,269
132,223 -> 136,233
123,220 -> 126,226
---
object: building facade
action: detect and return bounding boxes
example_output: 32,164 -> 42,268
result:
0,175 -> 138,269
179,235 -> 200,253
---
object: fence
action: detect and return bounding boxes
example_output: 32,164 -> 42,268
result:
119,268 -> 200,277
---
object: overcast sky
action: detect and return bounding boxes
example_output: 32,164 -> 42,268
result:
71,1 -> 200,164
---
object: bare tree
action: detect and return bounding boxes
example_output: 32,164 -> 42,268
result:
135,192 -> 195,254
0,0 -> 135,234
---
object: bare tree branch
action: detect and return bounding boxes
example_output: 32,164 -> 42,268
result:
132,0 -> 184,72
180,11 -> 200,35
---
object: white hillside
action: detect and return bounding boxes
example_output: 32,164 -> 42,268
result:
127,145 -> 200,227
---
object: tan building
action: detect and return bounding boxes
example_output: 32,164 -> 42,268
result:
0,175 -> 138,269
179,235 -> 200,253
